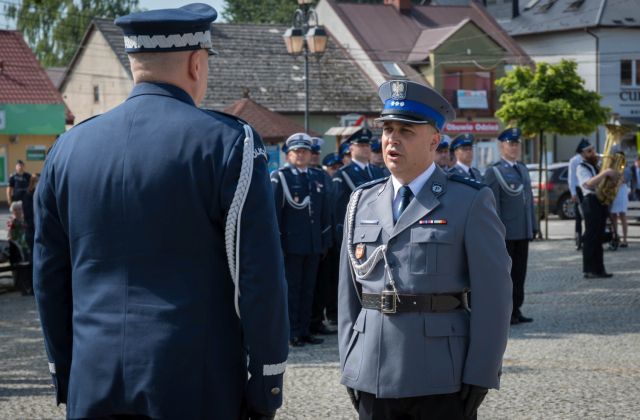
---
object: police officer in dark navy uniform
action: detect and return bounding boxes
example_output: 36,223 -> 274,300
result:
340,140 -> 352,166
271,133 -> 332,346
7,160 -> 32,205
34,4 -> 289,419
435,135 -> 451,170
332,128 -> 387,241
370,138 -> 390,177
484,128 -> 536,325
449,134 -> 483,182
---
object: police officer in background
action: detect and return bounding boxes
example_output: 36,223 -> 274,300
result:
339,80 -> 511,419
449,134 -> 483,182
34,4 -> 289,419
272,133 -> 332,346
333,128 -> 387,241
435,135 -> 451,170
310,137 -> 324,168
6,160 -> 32,205
576,140 -> 617,278
370,138 -> 390,176
322,152 -> 343,178
483,128 -> 536,325
340,141 -> 352,166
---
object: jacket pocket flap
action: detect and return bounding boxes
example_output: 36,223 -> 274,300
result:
424,314 -> 469,337
353,226 -> 382,243
353,310 -> 367,333
411,227 -> 454,244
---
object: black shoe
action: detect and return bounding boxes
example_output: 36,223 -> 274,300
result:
584,272 -> 614,279
517,314 -> 533,323
510,315 -> 520,325
289,337 -> 305,347
301,335 -> 324,345
310,324 -> 337,335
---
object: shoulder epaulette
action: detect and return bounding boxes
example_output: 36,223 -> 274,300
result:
448,173 -> 486,190
199,108 -> 249,127
356,176 -> 389,191
69,114 -> 101,129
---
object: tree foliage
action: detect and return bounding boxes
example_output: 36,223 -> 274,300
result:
223,0 -> 299,24
495,60 -> 609,137
6,0 -> 139,67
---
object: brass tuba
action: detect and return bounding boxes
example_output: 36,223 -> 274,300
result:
596,119 -> 628,206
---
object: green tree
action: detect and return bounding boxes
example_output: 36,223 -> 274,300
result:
6,0 -> 139,67
223,0 -> 299,24
495,59 -> 609,238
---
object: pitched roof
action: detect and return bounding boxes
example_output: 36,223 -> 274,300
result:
65,19 -> 379,114
0,30 -> 68,104
203,23 -> 380,113
326,0 -> 530,78
407,19 -> 472,63
498,0 -> 640,36
223,97 -> 317,143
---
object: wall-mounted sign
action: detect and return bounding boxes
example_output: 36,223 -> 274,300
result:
620,89 -> 640,102
457,90 -> 488,109
26,145 -> 47,161
0,110 -> 5,130
445,121 -> 500,134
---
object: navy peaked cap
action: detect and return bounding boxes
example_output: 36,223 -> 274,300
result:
451,133 -> 475,150
115,3 -> 218,55
376,80 -> 455,131
310,137 -> 324,153
437,135 -> 451,150
322,152 -> 342,167
498,127 -> 522,142
285,132 -> 312,151
339,141 -> 351,157
576,138 -> 593,153
370,138 -> 382,153
346,127 -> 373,144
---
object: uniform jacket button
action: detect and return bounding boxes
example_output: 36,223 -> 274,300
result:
270,387 -> 281,396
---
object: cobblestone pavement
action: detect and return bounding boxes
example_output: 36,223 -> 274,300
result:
1,225 -> 639,419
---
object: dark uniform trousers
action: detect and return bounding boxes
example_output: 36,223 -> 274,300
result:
580,194 -> 608,274
574,188 -> 584,238
358,392 -> 476,420
310,247 -> 338,328
285,254 -> 321,337
506,239 -> 529,315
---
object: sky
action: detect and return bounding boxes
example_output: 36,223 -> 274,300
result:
0,0 -> 228,29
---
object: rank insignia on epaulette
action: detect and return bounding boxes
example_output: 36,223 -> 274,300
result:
355,243 -> 366,259
419,219 -> 447,225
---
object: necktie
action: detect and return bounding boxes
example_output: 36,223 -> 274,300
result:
394,186 -> 413,223
513,164 -> 524,180
468,169 -> 476,180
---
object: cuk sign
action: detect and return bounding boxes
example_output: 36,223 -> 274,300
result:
445,121 -> 500,134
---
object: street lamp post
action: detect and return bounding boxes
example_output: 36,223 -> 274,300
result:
283,0 -> 328,133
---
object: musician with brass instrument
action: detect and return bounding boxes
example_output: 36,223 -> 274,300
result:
576,138 -> 619,278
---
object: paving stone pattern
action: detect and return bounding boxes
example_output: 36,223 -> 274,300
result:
1,233 -> 638,419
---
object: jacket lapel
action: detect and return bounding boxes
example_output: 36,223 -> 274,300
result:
367,179 -> 394,237
391,168 -> 447,239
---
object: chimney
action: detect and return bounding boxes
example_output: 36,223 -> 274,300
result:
384,0 -> 412,13
512,0 -> 520,18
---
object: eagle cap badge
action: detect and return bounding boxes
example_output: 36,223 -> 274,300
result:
390,81 -> 407,100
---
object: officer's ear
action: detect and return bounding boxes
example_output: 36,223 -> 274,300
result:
430,130 -> 441,152
188,50 -> 205,82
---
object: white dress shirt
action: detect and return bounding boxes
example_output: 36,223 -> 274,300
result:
391,162 -> 437,210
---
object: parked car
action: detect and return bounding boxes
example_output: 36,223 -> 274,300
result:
527,162 -> 575,219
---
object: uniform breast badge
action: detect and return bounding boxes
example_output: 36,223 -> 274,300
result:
431,183 -> 443,194
355,243 -> 366,260
294,194 -> 300,203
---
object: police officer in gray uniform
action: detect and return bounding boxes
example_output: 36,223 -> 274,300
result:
338,80 -> 512,419
449,134 -> 483,182
483,128 -> 536,325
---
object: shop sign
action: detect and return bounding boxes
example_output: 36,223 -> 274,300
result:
457,90 -> 488,109
445,121 -> 500,134
26,145 -> 47,161
0,110 -> 5,130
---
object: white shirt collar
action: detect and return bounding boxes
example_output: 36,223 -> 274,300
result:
456,162 -> 471,173
351,158 -> 368,170
292,166 -> 308,174
502,157 -> 517,167
391,162 -> 437,200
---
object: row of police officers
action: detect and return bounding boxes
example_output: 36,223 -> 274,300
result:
32,3 -> 534,419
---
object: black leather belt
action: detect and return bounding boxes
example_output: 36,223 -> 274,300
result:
362,291 -> 469,314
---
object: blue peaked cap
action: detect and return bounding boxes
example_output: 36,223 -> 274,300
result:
576,138 -> 592,153
339,141 -> 351,157
322,152 -> 342,167
370,138 -> 382,153
346,127 -> 373,144
451,133 -> 475,150
376,80 -> 455,131
115,3 -> 218,55
498,127 -> 522,142
437,134 -> 451,150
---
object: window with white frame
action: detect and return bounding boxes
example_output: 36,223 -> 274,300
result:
620,59 -> 640,87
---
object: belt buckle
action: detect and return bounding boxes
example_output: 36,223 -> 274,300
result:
380,290 -> 397,314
